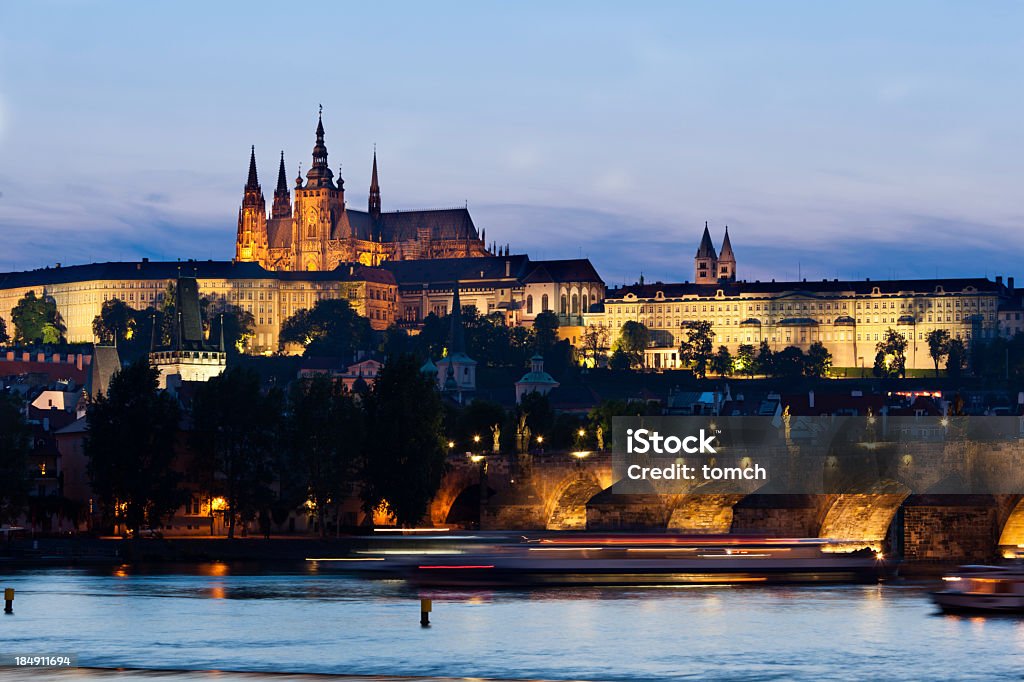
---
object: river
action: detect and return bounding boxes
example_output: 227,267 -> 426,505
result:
1,563 -> 1021,681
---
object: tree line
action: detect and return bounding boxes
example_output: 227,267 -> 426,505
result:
82,354 -> 447,538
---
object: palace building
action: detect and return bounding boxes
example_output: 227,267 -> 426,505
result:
236,110 -> 491,271
586,225 -> 1010,372
0,260 -> 397,353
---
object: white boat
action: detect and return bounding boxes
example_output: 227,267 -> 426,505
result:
931,564 -> 1024,613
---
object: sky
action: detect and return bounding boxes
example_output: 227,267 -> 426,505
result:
1,1 -> 1022,286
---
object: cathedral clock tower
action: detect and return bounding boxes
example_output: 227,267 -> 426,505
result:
292,108 -> 349,271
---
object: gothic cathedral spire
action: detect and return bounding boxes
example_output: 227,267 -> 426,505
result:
236,146 -> 268,263
369,146 -> 381,220
272,151 -> 292,219
305,106 -> 335,189
718,225 -> 736,282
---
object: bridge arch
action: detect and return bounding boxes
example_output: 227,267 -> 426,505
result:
997,495 -> 1024,551
818,481 -> 911,549
430,464 -> 481,527
545,474 -> 605,530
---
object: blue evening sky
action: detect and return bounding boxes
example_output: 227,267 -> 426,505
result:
1,1 -> 1022,286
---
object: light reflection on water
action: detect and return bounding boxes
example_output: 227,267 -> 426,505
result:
1,563 -> 1022,681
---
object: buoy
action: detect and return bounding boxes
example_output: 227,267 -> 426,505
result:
420,598 -> 431,627
4,588 -> 13,614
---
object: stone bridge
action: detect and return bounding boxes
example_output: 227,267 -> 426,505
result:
428,448 -> 1024,563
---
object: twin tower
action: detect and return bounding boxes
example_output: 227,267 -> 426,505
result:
694,223 -> 736,285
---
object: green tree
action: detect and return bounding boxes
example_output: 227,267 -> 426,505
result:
207,304 -> 256,357
85,359 -> 183,536
362,355 -> 447,526
288,374 -> 364,538
11,290 -> 64,345
873,328 -> 907,379
581,324 -> 610,367
775,346 -> 806,379
0,316 -> 9,344
618,320 -> 651,369
679,320 -> 714,378
608,347 -> 632,371
925,329 -> 951,378
533,311 -> 561,354
804,341 -> 833,378
92,298 -> 135,346
755,340 -> 775,377
735,343 -> 756,378
710,345 -> 733,376
0,395 -> 30,525
279,299 -> 372,357
518,390 -> 555,440
190,367 -> 284,538
946,337 -> 966,380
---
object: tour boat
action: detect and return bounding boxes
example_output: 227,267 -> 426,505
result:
931,564 -> 1024,613
402,535 -> 889,587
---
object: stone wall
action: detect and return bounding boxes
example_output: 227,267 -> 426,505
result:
902,497 -> 998,562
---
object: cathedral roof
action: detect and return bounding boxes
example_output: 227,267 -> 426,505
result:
719,227 -> 735,261
375,207 -> 478,241
267,217 -> 292,249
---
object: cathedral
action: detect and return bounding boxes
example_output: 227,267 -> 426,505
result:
236,111 -> 491,271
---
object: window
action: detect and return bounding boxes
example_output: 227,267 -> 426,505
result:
526,295 -> 534,314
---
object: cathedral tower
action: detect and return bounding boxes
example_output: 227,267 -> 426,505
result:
694,222 -> 718,285
717,226 -> 736,282
292,108 -> 350,270
235,146 -> 268,263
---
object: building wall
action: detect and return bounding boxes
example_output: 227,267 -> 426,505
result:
0,270 -> 396,353
588,284 -> 1002,371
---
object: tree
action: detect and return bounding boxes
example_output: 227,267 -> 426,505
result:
190,367 -> 283,539
774,346 -> 806,379
736,343 -> 756,378
926,329 -> 951,378
279,299 -> 372,357
85,359 -> 183,536
804,341 -> 833,378
11,290 -> 64,345
946,337 -> 966,380
517,390 -> 555,441
679,320 -> 714,378
533,311 -> 560,354
0,395 -> 30,525
362,355 -> 447,526
618,321 -> 651,369
755,340 -> 775,377
456,399 -> 507,451
0,316 -> 8,345
581,324 -> 610,367
608,347 -> 632,371
873,328 -> 908,379
288,374 -> 364,538
207,304 -> 256,357
711,345 -> 733,376
92,298 -> 135,345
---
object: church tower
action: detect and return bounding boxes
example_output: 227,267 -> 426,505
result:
368,147 -> 381,220
292,108 -> 350,271
694,222 -> 718,285
717,226 -> 736,282
271,151 -> 291,219
236,146 -> 268,263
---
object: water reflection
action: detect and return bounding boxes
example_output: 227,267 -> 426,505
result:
4,565 -> 1022,681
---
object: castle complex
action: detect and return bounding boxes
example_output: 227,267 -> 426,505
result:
587,225 -> 1010,371
236,110 -> 490,271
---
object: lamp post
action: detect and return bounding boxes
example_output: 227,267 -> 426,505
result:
469,453 -> 487,530
536,434 -> 545,455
